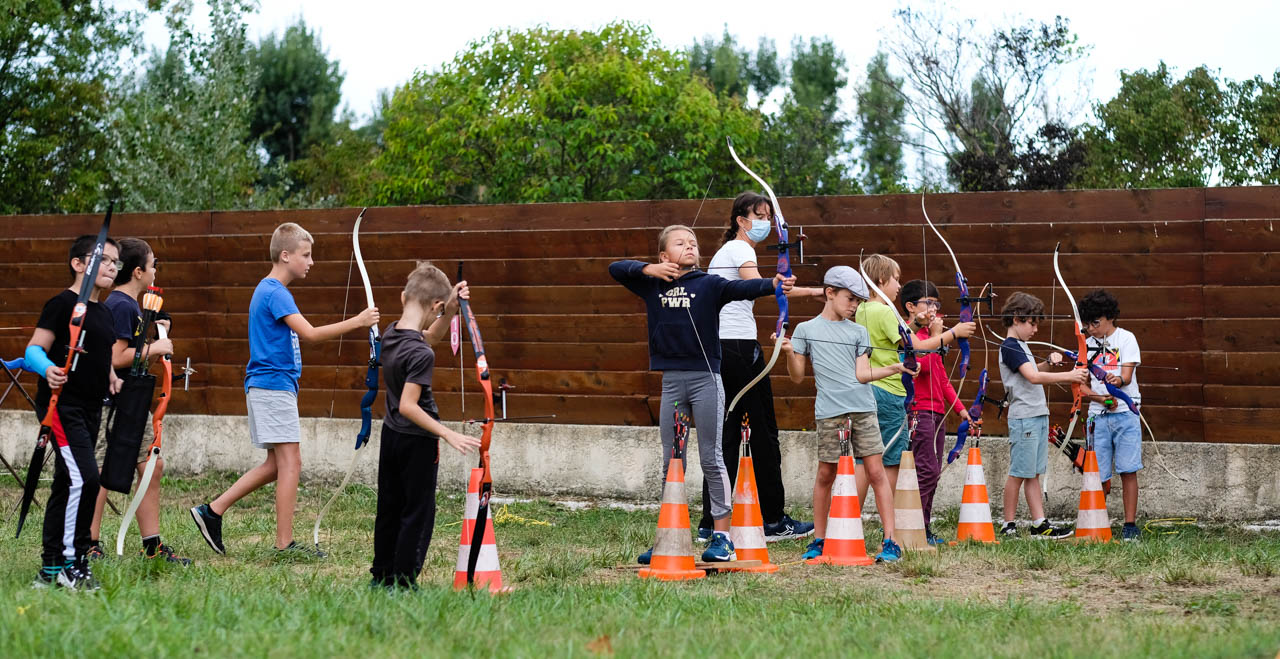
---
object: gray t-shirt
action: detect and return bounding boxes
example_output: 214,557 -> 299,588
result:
791,315 -> 876,419
998,337 -> 1049,419
381,322 -> 439,436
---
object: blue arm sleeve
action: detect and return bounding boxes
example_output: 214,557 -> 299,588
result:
24,344 -> 55,378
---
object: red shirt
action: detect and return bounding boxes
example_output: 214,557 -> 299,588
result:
912,326 -> 964,415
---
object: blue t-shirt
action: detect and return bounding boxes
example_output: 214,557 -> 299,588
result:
245,277 -> 301,393
791,315 -> 877,418
103,290 -> 142,379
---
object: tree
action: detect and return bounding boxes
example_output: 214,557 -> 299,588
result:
1223,72 -> 1280,185
373,23 -> 762,205
687,28 -> 781,105
855,53 -> 908,193
0,0 -> 141,213
249,19 -> 344,164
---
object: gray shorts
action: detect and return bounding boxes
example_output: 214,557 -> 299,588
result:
816,412 -> 882,463
94,408 -> 155,466
247,387 -> 300,450
1007,415 -> 1050,479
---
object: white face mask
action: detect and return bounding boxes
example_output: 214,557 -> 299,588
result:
746,219 -> 772,242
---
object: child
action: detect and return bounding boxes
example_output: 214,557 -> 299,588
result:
28,234 -> 123,589
782,266 -> 916,562
88,238 -> 186,563
997,292 -> 1088,538
854,255 -> 972,505
1078,289 -> 1144,541
900,279 -> 971,545
609,225 -> 792,563
371,262 -> 481,589
190,223 -> 378,556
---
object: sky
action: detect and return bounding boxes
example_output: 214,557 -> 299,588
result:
120,0 -> 1279,123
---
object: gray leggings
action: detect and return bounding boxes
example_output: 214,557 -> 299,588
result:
660,370 -> 731,520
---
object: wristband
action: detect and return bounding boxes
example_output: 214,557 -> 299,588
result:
24,344 -> 56,378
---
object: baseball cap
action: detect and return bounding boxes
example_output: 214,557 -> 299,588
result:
823,266 -> 869,300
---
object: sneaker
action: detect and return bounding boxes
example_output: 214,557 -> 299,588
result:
56,560 -> 101,591
32,566 -> 59,590
926,530 -> 946,546
190,504 -> 225,555
700,532 -> 737,562
763,514 -> 815,542
637,547 -> 653,565
875,538 -> 902,563
695,528 -> 713,544
1122,524 -> 1140,542
142,543 -> 193,566
275,541 -> 327,559
1029,520 -> 1073,540
1000,521 -> 1018,537
801,538 -> 825,560
86,541 -> 105,561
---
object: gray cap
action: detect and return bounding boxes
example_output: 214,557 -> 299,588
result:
823,266 -> 869,300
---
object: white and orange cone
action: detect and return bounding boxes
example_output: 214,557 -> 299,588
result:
807,448 -> 873,567
639,416 -> 705,581
726,417 -> 778,573
453,467 -> 506,592
893,450 -> 934,552
954,446 -> 997,544
1074,449 -> 1111,542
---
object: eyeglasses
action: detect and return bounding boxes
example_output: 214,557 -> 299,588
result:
1086,319 -> 1103,328
82,254 -> 124,271
914,299 -> 940,309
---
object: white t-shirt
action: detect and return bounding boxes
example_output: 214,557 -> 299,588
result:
1086,327 -> 1141,414
709,240 -> 761,341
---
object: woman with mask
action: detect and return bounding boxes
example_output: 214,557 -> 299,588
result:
697,192 -> 824,542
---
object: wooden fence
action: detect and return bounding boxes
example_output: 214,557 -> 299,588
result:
1,186 -> 1276,444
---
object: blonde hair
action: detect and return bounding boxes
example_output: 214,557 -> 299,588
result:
861,253 -> 901,289
404,261 -> 451,308
658,224 -> 695,252
269,223 -> 314,262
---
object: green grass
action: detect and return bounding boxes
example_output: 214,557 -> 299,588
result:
3,473 -> 1279,658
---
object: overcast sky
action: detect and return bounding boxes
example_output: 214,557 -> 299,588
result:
121,0 -> 1279,123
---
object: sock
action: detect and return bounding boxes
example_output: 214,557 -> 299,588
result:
41,564 -> 62,578
1032,517 -> 1046,526
1123,521 -> 1137,528
206,504 -> 222,519
142,535 -> 161,554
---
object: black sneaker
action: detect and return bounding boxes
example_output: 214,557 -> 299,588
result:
1000,521 -> 1018,537
56,560 -> 101,591
1029,520 -> 1073,540
763,514 -> 815,542
32,566 -> 59,590
276,541 -> 327,559
190,504 -> 225,555
142,543 -> 193,566
86,541 -> 105,561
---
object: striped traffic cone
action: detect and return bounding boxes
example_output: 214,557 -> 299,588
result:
954,446 -> 997,544
807,451 -> 874,566
725,427 -> 778,573
453,467 -> 506,592
638,437 -> 705,581
1075,449 -> 1111,542
893,451 -> 934,552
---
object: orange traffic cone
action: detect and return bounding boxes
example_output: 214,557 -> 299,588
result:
1075,449 -> 1111,542
453,467 -> 506,592
725,416 -> 778,574
639,409 -> 704,581
893,450 -> 934,552
807,444 -> 873,566
954,446 -> 997,543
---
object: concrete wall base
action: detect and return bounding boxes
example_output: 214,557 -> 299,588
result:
2,411 -> 1276,520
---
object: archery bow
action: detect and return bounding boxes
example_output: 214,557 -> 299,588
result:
313,208 -> 381,548
15,204 -> 112,538
457,263 -> 497,588
725,137 -> 801,412
116,291 -> 171,555
858,251 -> 920,454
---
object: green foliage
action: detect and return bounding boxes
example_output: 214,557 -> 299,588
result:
855,53 -> 908,193
0,0 -> 141,213
249,18 -> 344,164
687,28 -> 781,104
1222,72 -> 1280,185
372,23 -> 762,205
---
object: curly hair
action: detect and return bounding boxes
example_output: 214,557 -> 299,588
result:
1078,289 -> 1120,324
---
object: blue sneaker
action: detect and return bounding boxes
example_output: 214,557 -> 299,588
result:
764,514 -> 815,542
1122,524 -> 1140,542
637,547 -> 653,565
700,532 -> 736,562
875,538 -> 902,563
926,530 -> 946,546
695,528 -> 713,544
801,538 -> 825,560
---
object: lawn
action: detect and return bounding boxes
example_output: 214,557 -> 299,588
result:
2,473 -> 1278,658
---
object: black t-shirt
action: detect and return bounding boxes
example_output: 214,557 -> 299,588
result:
35,288 -> 116,412
380,322 -> 439,436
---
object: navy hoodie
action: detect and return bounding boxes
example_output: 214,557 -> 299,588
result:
610,260 -> 775,373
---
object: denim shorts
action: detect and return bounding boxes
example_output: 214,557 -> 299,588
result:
871,385 -> 907,467
1090,412 -> 1143,482
1007,415 -> 1049,478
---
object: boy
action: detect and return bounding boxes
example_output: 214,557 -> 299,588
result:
610,225 -> 791,563
1078,289 -> 1144,541
27,234 -> 123,589
781,266 -> 915,562
900,279 -> 971,544
371,262 -> 481,589
88,237 -> 186,563
997,292 -> 1088,538
854,255 -> 973,504
191,223 -> 378,556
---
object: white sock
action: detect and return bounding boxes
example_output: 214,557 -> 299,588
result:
1032,517 -> 1046,526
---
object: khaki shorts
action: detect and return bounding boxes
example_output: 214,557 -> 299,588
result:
815,412 -> 882,463
94,408 -> 156,466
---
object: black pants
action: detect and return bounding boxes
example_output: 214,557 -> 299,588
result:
39,401 -> 102,567
700,339 -> 786,528
370,424 -> 440,587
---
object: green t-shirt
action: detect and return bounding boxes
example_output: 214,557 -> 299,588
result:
854,300 -> 905,396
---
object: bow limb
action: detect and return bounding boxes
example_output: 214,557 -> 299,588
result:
1052,243 -> 1091,430
859,252 -> 918,451
458,283 -> 496,587
117,317 -> 172,555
